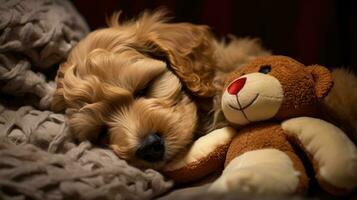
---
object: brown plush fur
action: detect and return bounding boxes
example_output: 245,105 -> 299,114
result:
212,58 -> 356,142
224,56 -> 333,119
221,56 -> 354,195
219,56 -> 357,196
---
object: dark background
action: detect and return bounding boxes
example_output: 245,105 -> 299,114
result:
72,0 -> 357,73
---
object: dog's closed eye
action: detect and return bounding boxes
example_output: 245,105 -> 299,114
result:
98,125 -> 109,147
134,75 -> 159,98
135,84 -> 150,97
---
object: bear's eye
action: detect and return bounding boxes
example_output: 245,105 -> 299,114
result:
259,65 -> 272,74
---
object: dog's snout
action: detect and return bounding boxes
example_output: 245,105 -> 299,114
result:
136,134 -> 165,162
227,77 -> 246,95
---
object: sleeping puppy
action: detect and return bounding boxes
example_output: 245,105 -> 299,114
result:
51,10 -> 268,169
51,10 -> 214,169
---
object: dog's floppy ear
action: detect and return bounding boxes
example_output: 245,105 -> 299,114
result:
52,49 -> 134,142
110,9 -> 217,97
145,23 -> 217,97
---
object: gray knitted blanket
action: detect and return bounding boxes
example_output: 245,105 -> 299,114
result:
0,0 -> 173,199
0,0 -> 89,109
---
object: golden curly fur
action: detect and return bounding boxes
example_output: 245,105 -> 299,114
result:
51,10 -> 269,169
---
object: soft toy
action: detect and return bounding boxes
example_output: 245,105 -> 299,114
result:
163,56 -> 357,196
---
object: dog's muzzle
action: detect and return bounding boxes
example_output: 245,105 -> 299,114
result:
136,133 -> 165,162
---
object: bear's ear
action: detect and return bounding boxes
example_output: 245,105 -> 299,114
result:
306,65 -> 333,99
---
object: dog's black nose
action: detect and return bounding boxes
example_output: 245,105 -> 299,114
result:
136,134 -> 165,162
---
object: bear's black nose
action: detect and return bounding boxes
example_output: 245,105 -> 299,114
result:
136,134 -> 165,162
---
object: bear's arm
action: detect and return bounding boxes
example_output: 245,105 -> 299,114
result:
209,123 -> 308,195
162,127 -> 236,183
282,117 -> 357,195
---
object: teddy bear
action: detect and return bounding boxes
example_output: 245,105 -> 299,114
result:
163,55 -> 357,196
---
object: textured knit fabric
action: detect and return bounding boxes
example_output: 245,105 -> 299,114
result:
0,0 -> 89,109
